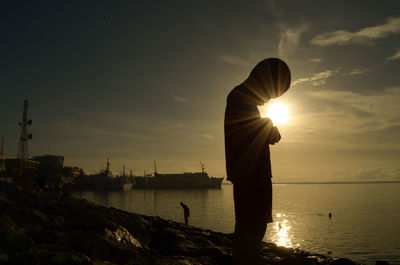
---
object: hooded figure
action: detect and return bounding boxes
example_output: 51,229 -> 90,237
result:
224,58 -> 290,265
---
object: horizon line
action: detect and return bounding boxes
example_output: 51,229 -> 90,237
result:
223,181 -> 400,185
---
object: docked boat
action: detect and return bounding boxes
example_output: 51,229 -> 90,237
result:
70,159 -> 134,190
133,162 -> 224,189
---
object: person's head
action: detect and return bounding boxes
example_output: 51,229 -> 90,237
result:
243,58 -> 291,105
180,202 -> 183,206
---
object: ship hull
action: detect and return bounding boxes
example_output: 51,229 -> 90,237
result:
133,173 -> 224,189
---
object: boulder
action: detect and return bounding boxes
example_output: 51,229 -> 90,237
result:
375,261 -> 389,265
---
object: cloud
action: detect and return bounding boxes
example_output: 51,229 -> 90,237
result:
284,85 -> 400,153
310,17 -> 400,46
302,86 -> 400,135
292,68 -> 340,86
386,49 -> 400,60
278,25 -> 307,58
201,134 -> 214,140
335,168 -> 400,182
309,58 -> 323,63
219,54 -> 250,66
265,0 -> 283,17
171,95 -> 188,103
56,119 -> 158,141
343,68 -> 371,76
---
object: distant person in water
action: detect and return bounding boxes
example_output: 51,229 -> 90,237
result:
224,58 -> 291,265
180,202 -> 190,225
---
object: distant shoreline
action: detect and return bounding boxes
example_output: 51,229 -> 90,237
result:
223,181 -> 400,185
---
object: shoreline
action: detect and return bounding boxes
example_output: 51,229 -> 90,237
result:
0,183 -> 370,265
222,181 -> 400,185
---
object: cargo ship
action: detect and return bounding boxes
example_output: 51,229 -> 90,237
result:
69,159 -> 134,190
133,162 -> 224,189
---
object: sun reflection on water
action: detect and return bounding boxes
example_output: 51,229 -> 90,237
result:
271,213 -> 294,248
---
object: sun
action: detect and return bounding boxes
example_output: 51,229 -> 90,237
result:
259,101 -> 290,125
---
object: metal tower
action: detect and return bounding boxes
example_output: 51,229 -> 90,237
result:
17,100 -> 32,161
0,136 -> 5,172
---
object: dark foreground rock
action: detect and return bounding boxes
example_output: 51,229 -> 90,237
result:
0,184 -> 361,265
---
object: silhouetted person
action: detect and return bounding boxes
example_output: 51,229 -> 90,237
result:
329,212 -> 332,218
224,58 -> 291,265
180,202 -> 190,225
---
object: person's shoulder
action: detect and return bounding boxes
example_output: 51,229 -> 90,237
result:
259,117 -> 274,129
260,117 -> 272,123
227,85 -> 242,103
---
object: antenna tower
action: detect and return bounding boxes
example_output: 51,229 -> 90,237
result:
17,100 -> 32,161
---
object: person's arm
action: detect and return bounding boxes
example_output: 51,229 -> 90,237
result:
269,126 -> 281,145
261,118 -> 281,144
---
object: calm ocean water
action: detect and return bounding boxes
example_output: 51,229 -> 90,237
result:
71,183 -> 400,265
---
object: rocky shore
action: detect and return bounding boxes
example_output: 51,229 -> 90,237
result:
0,183 -> 368,265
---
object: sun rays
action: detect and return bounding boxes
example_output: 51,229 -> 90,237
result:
259,100 -> 290,125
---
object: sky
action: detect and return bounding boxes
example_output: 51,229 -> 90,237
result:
1,0 -> 399,182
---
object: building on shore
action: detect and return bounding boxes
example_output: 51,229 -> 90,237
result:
5,158 -> 40,172
32,155 -> 64,169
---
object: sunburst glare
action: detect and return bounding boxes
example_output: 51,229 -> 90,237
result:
258,100 -> 290,125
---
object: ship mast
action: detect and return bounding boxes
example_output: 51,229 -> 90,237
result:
106,158 -> 110,174
153,160 -> 158,175
200,162 -> 205,173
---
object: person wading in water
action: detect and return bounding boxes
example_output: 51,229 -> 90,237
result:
224,58 -> 291,265
180,202 -> 190,225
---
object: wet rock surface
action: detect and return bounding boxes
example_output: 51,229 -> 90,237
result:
0,185 -> 365,265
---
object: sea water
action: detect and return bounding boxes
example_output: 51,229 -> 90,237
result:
71,183 -> 400,265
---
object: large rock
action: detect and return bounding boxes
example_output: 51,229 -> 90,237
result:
375,261 -> 389,265
331,258 -> 357,265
